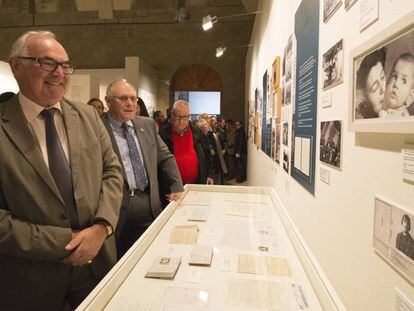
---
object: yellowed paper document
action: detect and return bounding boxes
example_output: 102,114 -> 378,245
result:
169,225 -> 199,245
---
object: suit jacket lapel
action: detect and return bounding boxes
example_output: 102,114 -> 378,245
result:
61,101 -> 80,192
1,96 -> 62,200
101,113 -> 128,183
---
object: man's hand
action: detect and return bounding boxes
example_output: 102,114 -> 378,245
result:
235,153 -> 240,158
206,177 -> 214,185
63,224 -> 107,266
166,192 -> 182,202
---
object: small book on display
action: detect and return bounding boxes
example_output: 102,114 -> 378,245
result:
189,245 -> 213,266
145,256 -> 182,279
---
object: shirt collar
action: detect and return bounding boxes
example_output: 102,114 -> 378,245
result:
108,114 -> 133,130
19,92 -> 62,122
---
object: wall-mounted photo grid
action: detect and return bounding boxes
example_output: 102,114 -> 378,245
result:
374,197 -> 414,283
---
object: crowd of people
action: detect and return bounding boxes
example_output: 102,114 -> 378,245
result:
0,30 -> 248,310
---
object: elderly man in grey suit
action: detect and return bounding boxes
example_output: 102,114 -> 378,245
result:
0,31 -> 123,310
102,79 -> 184,259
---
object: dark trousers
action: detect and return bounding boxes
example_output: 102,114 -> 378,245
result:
1,262 -> 98,311
116,190 -> 154,260
235,154 -> 247,181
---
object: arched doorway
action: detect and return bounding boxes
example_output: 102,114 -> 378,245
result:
169,64 -> 223,116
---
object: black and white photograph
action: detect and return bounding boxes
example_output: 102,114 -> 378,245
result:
285,58 -> 292,82
286,35 -> 293,59
283,149 -> 290,173
351,14 -> 414,134
320,120 -> 341,169
324,0 -> 342,22
284,83 -> 292,106
323,39 -> 344,89
345,0 -> 357,10
373,197 -> 414,283
275,124 -> 281,164
282,122 -> 289,146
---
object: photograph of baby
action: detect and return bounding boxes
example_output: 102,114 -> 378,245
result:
354,28 -> 414,120
320,121 -> 341,169
323,39 -> 344,89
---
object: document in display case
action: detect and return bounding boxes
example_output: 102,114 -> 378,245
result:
77,185 -> 344,311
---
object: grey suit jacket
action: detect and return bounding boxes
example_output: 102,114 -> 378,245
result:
102,113 -> 183,218
0,96 -> 123,309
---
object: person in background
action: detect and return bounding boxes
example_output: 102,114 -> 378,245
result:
102,79 -> 183,259
86,97 -> 105,117
225,119 -> 236,180
159,100 -> 214,186
197,118 -> 227,185
1,30 -> 123,310
0,91 -> 15,103
153,110 -> 166,129
137,97 -> 149,117
234,120 -> 247,183
166,106 -> 172,123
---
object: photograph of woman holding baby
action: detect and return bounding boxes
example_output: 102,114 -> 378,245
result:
351,17 -> 414,133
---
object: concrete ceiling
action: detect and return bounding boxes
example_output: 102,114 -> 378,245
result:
0,0 -> 258,81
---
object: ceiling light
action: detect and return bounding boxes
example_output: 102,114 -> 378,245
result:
216,47 -> 227,58
202,15 -> 217,31
202,11 -> 261,31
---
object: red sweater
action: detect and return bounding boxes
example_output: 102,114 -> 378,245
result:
171,128 -> 199,184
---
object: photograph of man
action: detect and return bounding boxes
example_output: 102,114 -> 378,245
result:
396,214 -> 414,260
102,79 -> 183,259
158,100 -> 215,186
0,30 -> 124,310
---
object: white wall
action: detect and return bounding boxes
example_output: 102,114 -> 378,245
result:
0,61 -> 19,94
246,1 -> 414,310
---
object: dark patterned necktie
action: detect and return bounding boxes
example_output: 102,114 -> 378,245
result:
121,123 -> 148,191
41,108 -> 79,229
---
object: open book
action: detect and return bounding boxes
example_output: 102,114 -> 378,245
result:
145,256 -> 182,279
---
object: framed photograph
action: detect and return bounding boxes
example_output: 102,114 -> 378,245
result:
285,58 -> 292,82
324,0 -> 342,23
373,196 -> 414,284
272,57 -> 281,91
323,39 -> 344,90
284,83 -> 292,106
349,11 -> 414,133
345,0 -> 357,10
359,0 -> 378,32
275,124 -> 281,164
320,120 -> 342,169
282,122 -> 289,146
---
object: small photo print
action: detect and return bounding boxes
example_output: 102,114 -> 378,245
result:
323,39 -> 344,89
284,83 -> 292,106
320,120 -> 341,168
283,149 -> 290,173
282,122 -> 289,146
345,0 -> 357,10
324,0 -> 342,22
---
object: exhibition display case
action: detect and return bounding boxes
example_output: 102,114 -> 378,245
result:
77,185 -> 342,310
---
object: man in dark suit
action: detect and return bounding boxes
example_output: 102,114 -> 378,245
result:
0,31 -> 123,310
102,79 -> 183,259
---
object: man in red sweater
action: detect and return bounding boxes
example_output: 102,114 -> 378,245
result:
159,100 -> 214,186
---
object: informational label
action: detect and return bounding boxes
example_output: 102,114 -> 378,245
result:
292,0 -> 320,194
322,92 -> 332,108
320,167 -> 330,184
402,144 -> 414,183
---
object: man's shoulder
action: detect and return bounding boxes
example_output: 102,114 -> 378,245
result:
62,98 -> 96,116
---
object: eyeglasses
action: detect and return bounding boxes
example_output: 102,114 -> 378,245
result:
173,113 -> 189,121
109,95 -> 138,103
17,56 -> 75,75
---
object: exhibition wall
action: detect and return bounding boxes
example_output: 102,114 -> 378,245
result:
245,0 -> 414,310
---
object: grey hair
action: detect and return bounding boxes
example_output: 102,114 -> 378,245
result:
9,30 -> 56,58
172,100 -> 190,113
106,79 -> 137,96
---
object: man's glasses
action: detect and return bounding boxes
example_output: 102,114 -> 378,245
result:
109,96 -> 138,103
173,113 -> 189,121
17,56 -> 75,75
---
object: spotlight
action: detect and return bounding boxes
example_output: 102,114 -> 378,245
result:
216,47 -> 227,58
202,15 -> 218,31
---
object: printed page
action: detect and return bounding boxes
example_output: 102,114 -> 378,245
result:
226,203 -> 263,218
189,245 -> 213,266
265,257 -> 292,277
169,225 -> 199,245
237,254 -> 265,274
187,206 -> 210,222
